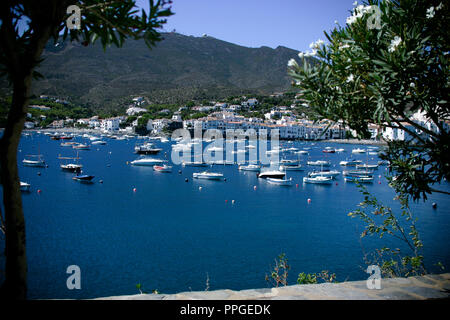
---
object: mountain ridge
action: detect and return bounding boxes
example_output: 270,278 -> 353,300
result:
2,32 -> 305,111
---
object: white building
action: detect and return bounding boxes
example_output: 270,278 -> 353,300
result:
101,118 -> 120,132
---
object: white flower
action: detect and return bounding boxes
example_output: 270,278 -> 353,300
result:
287,58 -> 298,67
426,7 -> 435,19
353,1 -> 358,6
346,4 -> 372,25
388,36 -> 402,53
309,39 -> 324,50
346,74 -> 354,83
308,49 -> 318,56
346,15 -> 357,25
410,82 -> 415,88
298,52 -> 305,58
436,2 -> 443,10
340,44 -> 350,50
334,20 -> 339,24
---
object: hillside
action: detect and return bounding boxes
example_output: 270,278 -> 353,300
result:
2,33 -> 305,112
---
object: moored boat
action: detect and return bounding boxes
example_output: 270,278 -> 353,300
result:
135,143 -> 162,155
238,164 -> 261,171
266,177 -> 293,186
279,165 -> 304,171
303,176 -> 333,184
153,164 -> 172,172
322,147 -> 336,153
352,148 -> 367,154
60,163 -> 83,173
182,161 -> 208,167
339,159 -> 363,166
73,143 -> 90,150
257,169 -> 286,179
72,174 -> 95,182
356,164 -> 379,170
130,157 -> 166,166
23,155 -> 46,167
193,171 -> 224,180
20,181 -> 31,192
344,176 -> 374,183
308,170 -> 340,178
307,160 -> 331,167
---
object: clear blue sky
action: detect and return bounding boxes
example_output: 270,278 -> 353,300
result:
137,0 -> 356,52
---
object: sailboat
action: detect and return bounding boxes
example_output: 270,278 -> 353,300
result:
59,152 -> 83,173
23,142 -> 46,167
304,162 -> 334,184
23,154 -> 46,167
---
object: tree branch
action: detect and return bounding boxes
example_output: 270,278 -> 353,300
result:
429,188 -> 450,196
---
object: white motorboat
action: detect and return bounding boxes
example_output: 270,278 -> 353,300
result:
307,160 -> 331,167
335,148 -> 345,152
153,164 -> 172,172
92,140 -> 106,145
344,176 -> 374,183
308,170 -> 340,178
257,169 -> 286,179
303,176 -> 333,184
130,158 -> 166,166
73,143 -> 90,150
60,142 -> 78,147
279,165 -> 304,171
295,150 -> 309,155
280,159 -> 300,166
135,143 -> 162,155
210,160 -> 234,165
193,171 -> 224,180
339,159 -> 363,166
343,170 -> 374,177
356,164 -> 379,170
182,161 -> 208,167
266,177 -> 293,186
238,164 -> 261,171
20,181 -> 31,192
352,148 -> 367,154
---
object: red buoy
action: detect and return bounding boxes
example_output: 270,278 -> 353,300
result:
307,198 -> 311,204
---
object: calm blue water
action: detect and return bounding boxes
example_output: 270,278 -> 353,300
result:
1,133 -> 449,299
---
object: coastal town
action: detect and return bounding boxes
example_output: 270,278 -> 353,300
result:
22,93 -> 447,143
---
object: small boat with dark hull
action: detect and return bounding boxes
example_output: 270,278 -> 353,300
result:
72,174 -> 95,182
135,143 -> 162,155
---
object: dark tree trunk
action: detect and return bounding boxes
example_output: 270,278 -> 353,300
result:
0,74 -> 34,300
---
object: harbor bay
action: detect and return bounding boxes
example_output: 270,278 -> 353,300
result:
4,132 -> 449,299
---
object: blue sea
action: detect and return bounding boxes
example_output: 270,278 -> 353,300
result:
1,132 -> 449,299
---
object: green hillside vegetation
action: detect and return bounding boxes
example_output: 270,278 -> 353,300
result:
0,32 -> 310,114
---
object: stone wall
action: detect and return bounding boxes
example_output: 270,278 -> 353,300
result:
97,273 -> 450,300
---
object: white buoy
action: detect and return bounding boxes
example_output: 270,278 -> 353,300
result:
199,186 -> 202,191
231,200 -> 235,204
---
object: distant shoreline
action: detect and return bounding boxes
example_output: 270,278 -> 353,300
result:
322,139 -> 387,146
20,128 -> 387,145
